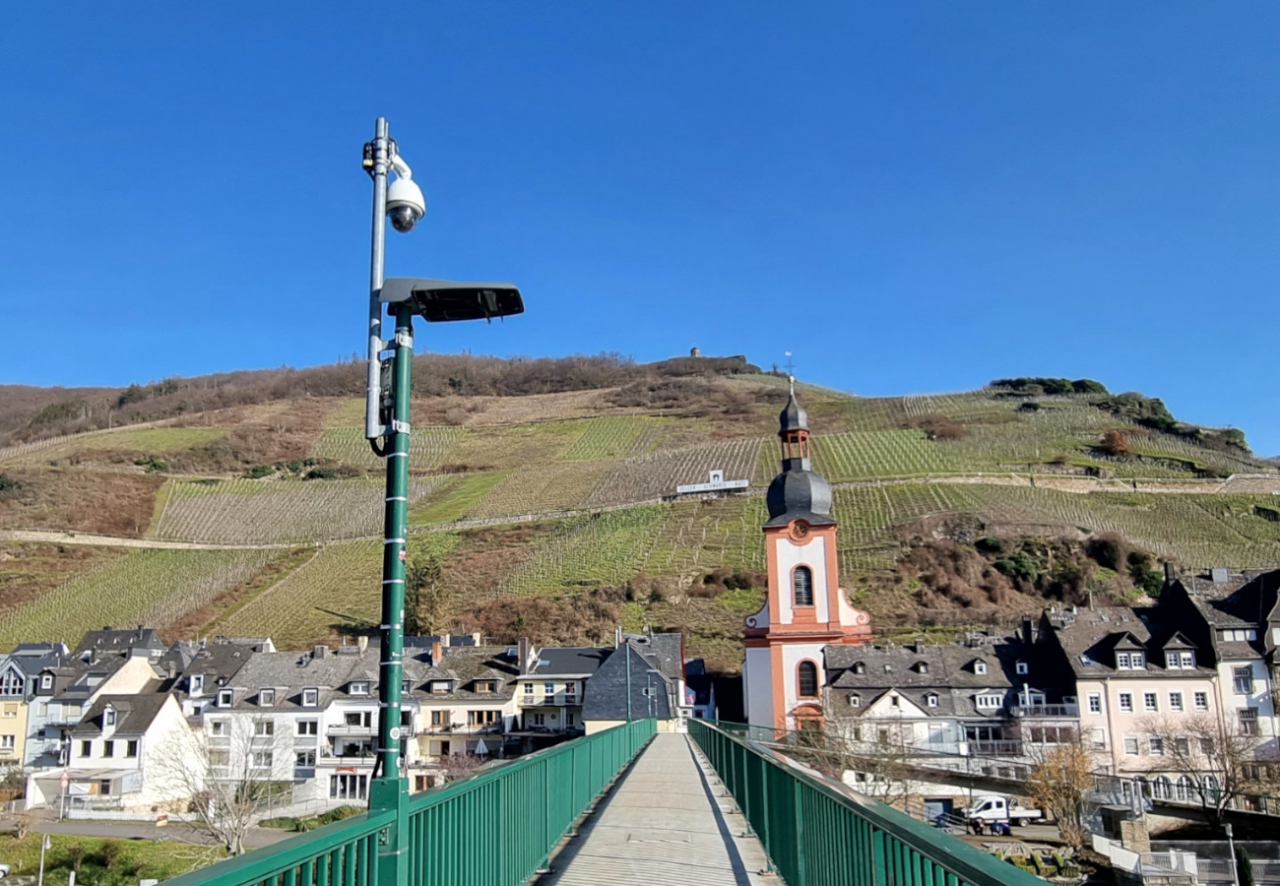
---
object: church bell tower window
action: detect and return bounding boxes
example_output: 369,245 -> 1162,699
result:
793,566 -> 814,607
798,661 -> 819,698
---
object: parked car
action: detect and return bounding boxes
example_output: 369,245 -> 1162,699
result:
0,862 -> 11,878
961,795 -> 1043,828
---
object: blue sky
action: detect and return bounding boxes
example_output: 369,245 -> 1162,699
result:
2,4 -> 1279,452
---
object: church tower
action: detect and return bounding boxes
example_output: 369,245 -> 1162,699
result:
743,380 -> 872,732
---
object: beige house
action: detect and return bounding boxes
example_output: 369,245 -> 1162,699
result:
1041,607 -> 1225,798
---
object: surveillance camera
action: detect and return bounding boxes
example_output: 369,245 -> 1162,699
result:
386,176 -> 425,233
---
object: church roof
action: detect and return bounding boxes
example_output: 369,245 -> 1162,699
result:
779,382 -> 809,433
765,469 -> 835,527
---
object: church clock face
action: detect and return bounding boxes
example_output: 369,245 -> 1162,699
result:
789,520 -> 810,542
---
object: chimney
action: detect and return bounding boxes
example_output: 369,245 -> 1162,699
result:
165,662 -> 176,680
518,638 -> 530,676
441,632 -> 451,647
431,640 -> 443,664
357,636 -> 369,653
1164,562 -> 1177,583
313,645 -> 327,660
614,626 -> 622,648
471,632 -> 481,645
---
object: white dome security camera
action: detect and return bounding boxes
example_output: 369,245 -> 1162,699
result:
386,155 -> 425,233
387,176 -> 425,233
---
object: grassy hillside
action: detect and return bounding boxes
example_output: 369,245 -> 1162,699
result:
3,358 -> 1279,670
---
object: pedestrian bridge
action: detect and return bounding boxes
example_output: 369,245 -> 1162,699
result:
162,720 -> 1040,886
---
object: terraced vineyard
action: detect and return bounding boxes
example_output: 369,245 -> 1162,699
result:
152,477 -> 444,544
6,368 -> 1280,654
311,426 -> 464,471
500,506 -> 669,596
585,439 -> 763,507
0,548 -> 275,651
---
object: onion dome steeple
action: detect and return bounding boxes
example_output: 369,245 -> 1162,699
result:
765,378 -> 834,527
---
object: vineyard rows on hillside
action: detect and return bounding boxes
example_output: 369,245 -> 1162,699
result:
153,477 -> 443,544
0,548 -> 274,651
499,506 -> 669,596
585,439 -> 763,507
211,533 -> 460,648
311,427 -> 464,471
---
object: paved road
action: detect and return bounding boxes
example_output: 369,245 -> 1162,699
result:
28,820 -> 293,849
541,733 -> 775,886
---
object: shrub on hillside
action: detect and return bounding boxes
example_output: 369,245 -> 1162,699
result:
991,378 -> 1108,395
1098,430 -> 1130,456
906,414 -> 967,441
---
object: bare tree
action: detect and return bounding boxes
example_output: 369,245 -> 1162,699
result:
1141,714 -> 1278,831
797,720 -> 916,810
1025,744 -> 1096,848
152,715 -> 288,855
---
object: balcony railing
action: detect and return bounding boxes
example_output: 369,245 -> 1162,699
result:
1012,703 -> 1079,718
317,752 -> 376,767
968,740 -> 1023,756
327,724 -> 376,737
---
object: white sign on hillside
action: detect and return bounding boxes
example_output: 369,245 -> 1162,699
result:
676,470 -> 750,495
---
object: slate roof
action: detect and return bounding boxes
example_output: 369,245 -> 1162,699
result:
74,627 -> 165,657
409,646 -> 520,702
72,693 -> 172,737
528,647 -> 613,678
1042,606 -> 1218,679
5,643 -> 66,678
581,642 -> 676,722
226,646 -> 380,711
825,641 -> 1028,719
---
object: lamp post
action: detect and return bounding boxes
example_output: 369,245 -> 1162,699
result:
360,117 -> 524,886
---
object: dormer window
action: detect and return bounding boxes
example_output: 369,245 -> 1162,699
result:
1015,661 -> 1029,675
916,662 -> 928,674
475,681 -> 497,694
41,675 -> 52,690
218,689 -> 233,708
260,689 -> 275,707
1116,652 -> 1145,671
793,566 -> 814,607
974,661 -> 988,675
884,664 -> 892,673
302,689 -> 319,707
975,694 -> 1002,710
104,707 -> 116,727
430,681 -> 451,695
401,679 -> 410,694
848,694 -> 861,708
1166,651 -> 1195,670
350,682 -> 370,696
926,693 -> 939,708
853,662 -> 865,675
190,675 -> 204,695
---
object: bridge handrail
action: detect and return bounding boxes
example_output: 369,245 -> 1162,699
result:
160,719 -> 657,886
690,720 -> 1042,886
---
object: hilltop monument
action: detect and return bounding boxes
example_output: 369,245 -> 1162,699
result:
742,379 -> 873,732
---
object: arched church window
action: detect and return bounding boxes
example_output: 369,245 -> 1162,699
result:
793,566 -> 814,607
798,661 -> 819,698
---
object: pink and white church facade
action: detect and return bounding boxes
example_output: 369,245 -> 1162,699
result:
743,382 -> 873,732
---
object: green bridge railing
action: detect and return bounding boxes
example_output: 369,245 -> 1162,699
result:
689,720 -> 1042,886
162,720 -> 656,886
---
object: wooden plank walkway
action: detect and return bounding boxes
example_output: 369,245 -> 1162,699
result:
540,733 -> 775,886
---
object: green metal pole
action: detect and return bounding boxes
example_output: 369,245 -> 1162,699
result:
370,301 -> 413,886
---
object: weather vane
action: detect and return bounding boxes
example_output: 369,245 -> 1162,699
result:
784,350 -> 796,378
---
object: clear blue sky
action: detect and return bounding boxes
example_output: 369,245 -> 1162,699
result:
3,4 -> 1279,453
